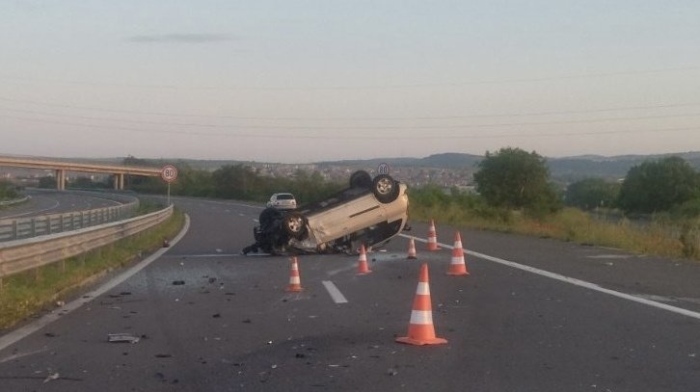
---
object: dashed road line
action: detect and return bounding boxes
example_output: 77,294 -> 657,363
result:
322,281 -> 348,304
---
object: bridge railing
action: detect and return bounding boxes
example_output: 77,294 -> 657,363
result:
0,204 -> 173,281
0,192 -> 140,242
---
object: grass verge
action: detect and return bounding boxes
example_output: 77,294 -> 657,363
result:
410,203 -> 700,261
0,209 -> 186,331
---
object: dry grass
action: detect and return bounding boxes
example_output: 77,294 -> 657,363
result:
411,204 -> 698,261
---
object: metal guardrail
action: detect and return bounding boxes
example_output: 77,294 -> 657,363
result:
0,193 -> 139,241
0,204 -> 174,279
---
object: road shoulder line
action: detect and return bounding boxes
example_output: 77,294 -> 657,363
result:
0,214 -> 191,353
404,234 -> 700,321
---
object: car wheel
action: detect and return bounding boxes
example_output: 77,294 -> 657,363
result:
372,174 -> 400,203
283,211 -> 307,239
349,170 -> 372,189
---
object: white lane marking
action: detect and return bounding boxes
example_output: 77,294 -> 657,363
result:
327,264 -> 356,276
1,199 -> 60,219
176,253 -> 242,258
322,281 -> 348,304
402,234 -> 700,321
0,347 -> 48,364
174,198 -> 261,210
586,254 -> 631,259
0,214 -> 191,353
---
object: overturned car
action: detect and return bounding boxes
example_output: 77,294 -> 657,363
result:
242,171 -> 410,255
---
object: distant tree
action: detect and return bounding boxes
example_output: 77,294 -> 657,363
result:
474,147 -> 561,213
565,178 -> 620,210
0,180 -> 19,199
70,176 -> 107,189
38,176 -> 57,189
409,184 -> 452,208
286,170 -> 341,204
122,155 -> 161,191
617,156 -> 700,214
212,164 -> 267,200
170,163 -> 214,197
122,155 -> 157,167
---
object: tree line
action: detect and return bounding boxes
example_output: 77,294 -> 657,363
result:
0,180 -> 20,200
565,155 -> 700,217
465,147 -> 700,218
30,149 -> 700,219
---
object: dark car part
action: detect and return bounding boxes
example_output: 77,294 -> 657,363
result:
349,170 -> 372,189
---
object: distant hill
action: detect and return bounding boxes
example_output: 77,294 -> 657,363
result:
320,151 -> 700,182
548,152 -> 700,182
317,153 -> 483,169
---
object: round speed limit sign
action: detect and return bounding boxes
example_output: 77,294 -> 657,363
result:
161,165 -> 178,183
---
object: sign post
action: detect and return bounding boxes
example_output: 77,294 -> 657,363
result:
160,165 -> 178,205
378,162 -> 390,175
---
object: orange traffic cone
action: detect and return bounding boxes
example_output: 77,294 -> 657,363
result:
357,245 -> 372,275
286,257 -> 303,292
396,263 -> 447,346
406,238 -> 417,259
447,232 -> 469,276
426,219 -> 440,251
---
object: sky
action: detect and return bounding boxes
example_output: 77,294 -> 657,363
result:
1,1 -> 699,163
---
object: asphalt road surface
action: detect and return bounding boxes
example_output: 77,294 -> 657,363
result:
2,196 -> 700,391
0,190 -> 124,220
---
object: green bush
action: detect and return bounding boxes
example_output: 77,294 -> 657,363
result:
674,198 -> 700,219
0,180 -> 19,200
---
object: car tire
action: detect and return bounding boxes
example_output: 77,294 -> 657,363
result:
372,174 -> 400,203
349,170 -> 372,189
283,211 -> 308,239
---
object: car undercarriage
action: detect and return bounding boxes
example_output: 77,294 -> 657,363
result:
242,171 -> 410,256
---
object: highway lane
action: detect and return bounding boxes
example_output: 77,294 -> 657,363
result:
1,197 -> 700,391
0,190 -> 123,220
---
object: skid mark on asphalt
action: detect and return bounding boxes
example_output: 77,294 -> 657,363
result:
402,234 -> 700,322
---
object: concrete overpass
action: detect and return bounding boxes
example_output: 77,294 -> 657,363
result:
0,156 -> 164,190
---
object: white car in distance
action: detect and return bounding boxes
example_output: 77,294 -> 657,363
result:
266,192 -> 297,210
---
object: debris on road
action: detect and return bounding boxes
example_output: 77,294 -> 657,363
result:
43,372 -> 60,383
172,280 -> 185,285
107,333 -> 140,343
